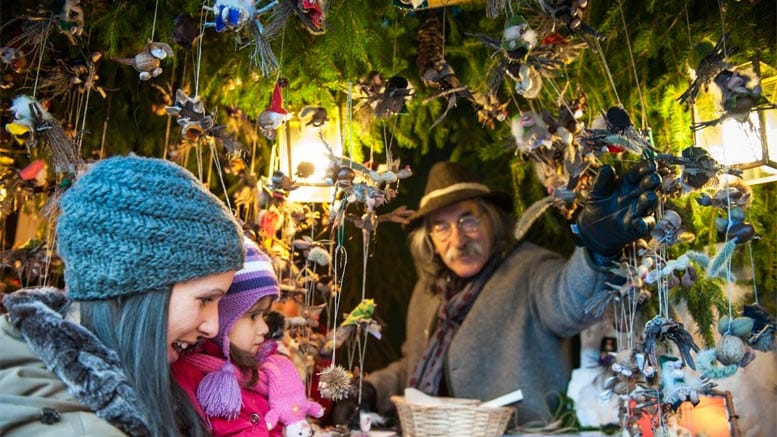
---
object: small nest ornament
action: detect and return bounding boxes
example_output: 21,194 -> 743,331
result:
318,365 -> 352,401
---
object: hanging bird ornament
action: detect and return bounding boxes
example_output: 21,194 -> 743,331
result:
6,95 -> 83,175
203,0 -> 280,76
500,14 -> 537,62
536,0 -> 604,42
578,107 -> 652,156
356,73 -> 414,118
690,62 -> 777,134
165,89 -> 215,142
112,40 -> 174,81
677,36 -> 737,106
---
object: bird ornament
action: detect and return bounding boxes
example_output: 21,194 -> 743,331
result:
6,95 -> 82,174
165,89 -> 215,142
677,36 -> 737,106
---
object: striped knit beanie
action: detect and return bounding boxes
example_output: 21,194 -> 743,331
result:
196,238 -> 279,419
56,155 -> 244,300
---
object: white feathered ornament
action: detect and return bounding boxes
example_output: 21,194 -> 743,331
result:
6,95 -> 82,174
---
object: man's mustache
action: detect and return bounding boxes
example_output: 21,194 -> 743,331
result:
444,241 -> 484,263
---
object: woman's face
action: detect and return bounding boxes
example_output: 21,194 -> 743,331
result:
167,270 -> 235,363
228,295 -> 273,355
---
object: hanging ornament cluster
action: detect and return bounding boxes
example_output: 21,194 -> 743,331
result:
468,13 -> 586,99
202,0 -> 328,76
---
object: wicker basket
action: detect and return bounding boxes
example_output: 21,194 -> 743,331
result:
391,395 -> 514,437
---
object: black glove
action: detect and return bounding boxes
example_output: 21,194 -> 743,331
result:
574,159 -> 660,260
327,379 -> 377,428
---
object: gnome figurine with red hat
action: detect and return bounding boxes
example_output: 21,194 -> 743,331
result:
259,78 -> 290,140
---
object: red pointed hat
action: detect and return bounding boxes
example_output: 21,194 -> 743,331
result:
268,81 -> 287,115
405,161 -> 513,230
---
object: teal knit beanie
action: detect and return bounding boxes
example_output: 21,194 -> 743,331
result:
56,155 -> 245,301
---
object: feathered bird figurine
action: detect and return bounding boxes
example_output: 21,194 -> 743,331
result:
677,36 -> 737,105
642,315 -> 700,370
578,107 -> 652,156
6,95 -> 83,174
112,40 -> 174,81
341,299 -> 376,327
537,0 -> 603,41
374,76 -> 413,118
691,65 -> 777,131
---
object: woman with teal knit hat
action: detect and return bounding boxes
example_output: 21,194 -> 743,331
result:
0,155 -> 245,437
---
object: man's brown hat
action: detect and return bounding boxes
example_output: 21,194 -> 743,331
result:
406,161 -> 513,230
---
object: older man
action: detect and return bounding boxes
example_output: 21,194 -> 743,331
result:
347,159 -> 659,427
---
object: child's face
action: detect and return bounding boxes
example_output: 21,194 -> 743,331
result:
228,295 -> 273,354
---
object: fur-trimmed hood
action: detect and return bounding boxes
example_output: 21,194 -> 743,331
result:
2,288 -> 150,436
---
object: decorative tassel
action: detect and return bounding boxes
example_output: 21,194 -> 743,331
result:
707,238 -> 736,279
196,361 -> 243,420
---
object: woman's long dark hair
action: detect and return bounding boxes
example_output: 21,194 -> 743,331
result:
80,288 -> 209,437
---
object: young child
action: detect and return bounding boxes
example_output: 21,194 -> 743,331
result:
172,239 -> 323,436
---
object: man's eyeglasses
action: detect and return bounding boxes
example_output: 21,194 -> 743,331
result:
429,214 -> 482,242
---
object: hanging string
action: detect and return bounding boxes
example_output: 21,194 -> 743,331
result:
593,38 -> 622,108
713,0 -> 736,332
275,17 -> 287,83
329,225 -> 348,366
683,0 -> 693,46
31,21 -> 51,99
347,83 -> 354,159
441,7 -> 447,61
41,215 -> 57,287
391,7 -> 398,74
717,0 -> 728,56
617,0 -> 647,130
150,0 -> 159,42
747,242 -> 758,304
209,139 -> 232,210
194,0 -> 209,96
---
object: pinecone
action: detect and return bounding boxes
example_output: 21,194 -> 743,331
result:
416,17 -> 445,85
